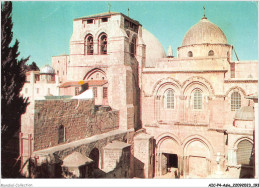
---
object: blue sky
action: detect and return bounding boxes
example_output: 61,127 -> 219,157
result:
11,1 -> 258,68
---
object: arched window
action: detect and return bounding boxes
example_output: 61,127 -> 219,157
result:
85,35 -> 94,55
208,50 -> 214,56
130,37 -> 136,57
188,51 -> 193,57
166,89 -> 174,109
231,92 -> 241,111
237,140 -> 253,165
194,89 -> 202,109
99,33 -> 107,55
58,125 -> 65,144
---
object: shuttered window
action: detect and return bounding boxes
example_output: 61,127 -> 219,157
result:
93,87 -> 97,98
103,87 -> 108,98
58,125 -> 65,144
237,140 -> 253,165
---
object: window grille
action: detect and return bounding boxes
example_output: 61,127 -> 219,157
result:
166,89 -> 174,109
231,92 -> 241,111
194,89 -> 202,109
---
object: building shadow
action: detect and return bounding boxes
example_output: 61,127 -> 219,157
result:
133,155 -> 145,178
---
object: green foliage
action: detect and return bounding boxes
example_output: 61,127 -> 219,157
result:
1,1 -> 29,177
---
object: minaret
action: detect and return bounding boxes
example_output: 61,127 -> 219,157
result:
167,45 -> 173,58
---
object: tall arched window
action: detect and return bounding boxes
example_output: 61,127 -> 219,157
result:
99,33 -> 107,55
231,92 -> 241,111
85,35 -> 93,55
166,89 -> 174,109
194,89 -> 202,109
208,50 -> 214,56
130,37 -> 136,57
237,140 -> 253,165
188,51 -> 193,57
58,125 -> 65,144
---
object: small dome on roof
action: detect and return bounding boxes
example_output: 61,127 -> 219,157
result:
40,65 -> 55,74
235,106 -> 254,121
182,17 -> 227,46
142,28 -> 166,67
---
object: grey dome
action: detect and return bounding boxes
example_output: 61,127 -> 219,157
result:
235,106 -> 254,121
142,28 -> 166,67
182,17 -> 227,46
40,65 -> 55,74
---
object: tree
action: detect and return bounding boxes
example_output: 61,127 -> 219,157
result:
29,61 -> 39,71
1,1 -> 29,177
24,61 -> 40,71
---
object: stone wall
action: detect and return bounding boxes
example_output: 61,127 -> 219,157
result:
103,141 -> 131,178
34,99 -> 119,151
134,133 -> 154,178
31,130 -> 132,178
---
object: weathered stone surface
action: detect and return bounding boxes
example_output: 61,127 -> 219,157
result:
34,99 -> 119,151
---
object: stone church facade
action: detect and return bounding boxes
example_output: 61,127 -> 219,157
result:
19,11 -> 258,178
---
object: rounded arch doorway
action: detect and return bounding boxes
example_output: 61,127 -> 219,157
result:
156,135 -> 182,178
183,138 -> 212,178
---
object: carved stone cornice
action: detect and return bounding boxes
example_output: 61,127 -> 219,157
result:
224,79 -> 258,83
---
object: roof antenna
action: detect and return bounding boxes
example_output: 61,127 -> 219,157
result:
108,2 -> 111,13
128,8 -> 130,17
